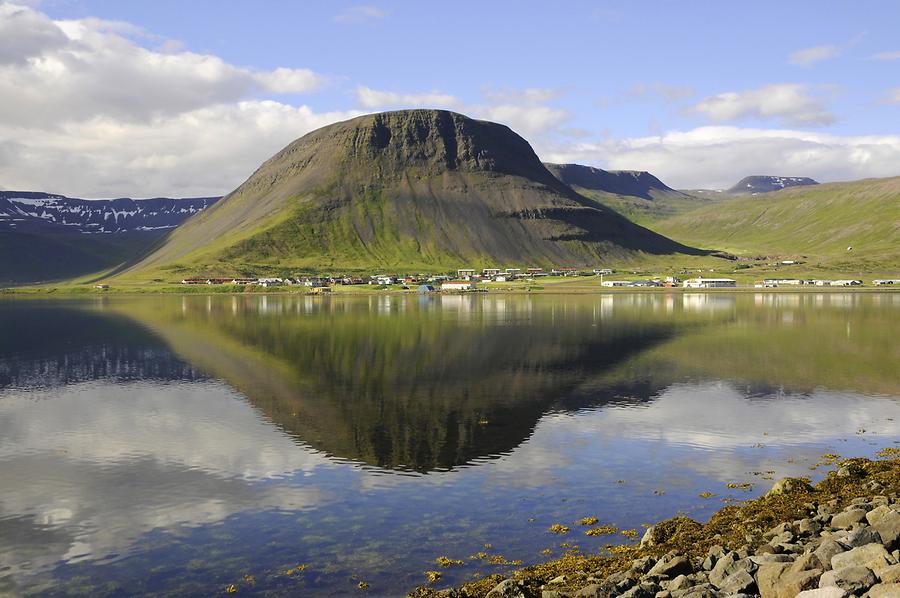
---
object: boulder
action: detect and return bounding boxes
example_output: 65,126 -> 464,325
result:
718,569 -> 756,594
874,511 -> 900,550
830,543 -> 896,574
767,477 -> 813,497
794,588 -> 849,598
830,509 -> 868,529
880,563 -> 900,584
773,569 -> 823,598
709,553 -> 755,588
843,526 -> 882,547
818,565 -> 877,593
814,539 -> 847,571
647,555 -> 693,579
867,583 -> 900,598
486,579 -> 528,598
868,505 -> 894,526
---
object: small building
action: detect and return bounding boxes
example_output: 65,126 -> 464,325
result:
551,267 -> 578,276
874,279 -> 900,285
257,278 -> 283,287
504,268 -> 522,276
94,284 -> 109,290
371,275 -> 396,285
594,268 -> 613,275
483,268 -> 501,276
417,284 -> 435,293
442,281 -> 476,291
601,280 -> 632,287
833,280 -> 863,286
181,278 -> 207,285
230,278 -> 258,285
526,267 -> 543,275
457,269 -> 476,279
682,278 -> 737,288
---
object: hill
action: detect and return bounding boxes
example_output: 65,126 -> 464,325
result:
544,162 -> 711,225
651,176 -> 900,270
0,193 -> 219,284
116,110 -> 703,280
727,175 -> 818,194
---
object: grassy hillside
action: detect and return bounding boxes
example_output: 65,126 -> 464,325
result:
0,230 -> 165,285
651,176 -> 900,271
111,110 -> 702,282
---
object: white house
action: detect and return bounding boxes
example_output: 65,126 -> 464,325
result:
682,278 -> 737,288
483,268 -> 501,276
442,281 -> 476,291
601,280 -> 632,287
874,279 -> 900,285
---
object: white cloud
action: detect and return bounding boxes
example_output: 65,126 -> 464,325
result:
355,85 -> 569,138
475,104 -> 568,137
333,5 -> 386,23
355,85 -> 461,109
691,83 -> 835,126
0,4 -> 347,197
789,44 -> 840,66
870,50 -> 900,61
540,126 -> 900,189
887,88 -> 900,104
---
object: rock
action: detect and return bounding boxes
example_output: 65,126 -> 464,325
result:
880,563 -> 900,584
670,583 -> 718,598
831,543 -> 896,574
794,588 -> 849,598
632,557 -> 657,575
640,525 -> 659,548
765,523 -> 795,539
573,585 -> 609,598
756,562 -> 792,598
647,555 -> 693,579
790,553 -> 824,573
767,477 -> 814,497
486,579 -> 528,598
773,569 -> 823,598
843,526 -> 882,548
830,509 -> 868,529
710,553 -> 755,587
799,518 -> 823,536
868,505 -> 894,526
718,570 -> 756,594
814,539 -> 847,571
867,582 -> 900,598
548,575 -> 567,585
542,592 -> 570,598
620,583 -> 656,598
819,565 -> 877,593
875,511 -> 900,550
750,554 -> 794,565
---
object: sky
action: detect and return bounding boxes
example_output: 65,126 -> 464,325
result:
2,0 -> 900,197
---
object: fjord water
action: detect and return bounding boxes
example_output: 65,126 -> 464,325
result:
0,293 -> 898,597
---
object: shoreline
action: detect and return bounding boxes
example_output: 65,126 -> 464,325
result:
3,284 -> 900,298
408,454 -> 900,598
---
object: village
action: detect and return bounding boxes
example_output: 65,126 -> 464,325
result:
178,268 -> 900,292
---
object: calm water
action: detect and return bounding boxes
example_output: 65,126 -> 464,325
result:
0,293 -> 898,596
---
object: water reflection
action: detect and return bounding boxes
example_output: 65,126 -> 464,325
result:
0,293 -> 897,596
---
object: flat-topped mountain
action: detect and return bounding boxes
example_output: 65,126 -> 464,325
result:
118,109 -> 702,279
727,176 -> 818,194
544,163 -> 684,201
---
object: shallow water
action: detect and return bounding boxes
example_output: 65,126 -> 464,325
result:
0,292 -> 898,596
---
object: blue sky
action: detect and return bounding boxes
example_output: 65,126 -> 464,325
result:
2,1 -> 900,196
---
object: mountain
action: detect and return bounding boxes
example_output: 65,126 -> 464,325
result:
544,163 -> 680,200
727,175 -> 818,194
0,192 -> 219,284
117,109 -> 703,280
0,192 -> 219,234
651,176 -> 900,270
544,162 -> 710,225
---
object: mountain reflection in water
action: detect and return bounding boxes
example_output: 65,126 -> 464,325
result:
0,293 -> 897,597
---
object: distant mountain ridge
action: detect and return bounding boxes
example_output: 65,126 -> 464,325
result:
544,163 -> 687,201
727,176 -> 818,194
0,191 -> 220,234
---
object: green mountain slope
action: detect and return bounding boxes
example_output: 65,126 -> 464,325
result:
651,176 -> 900,269
116,110 -> 703,280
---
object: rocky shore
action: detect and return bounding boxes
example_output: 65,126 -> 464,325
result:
409,455 -> 900,598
